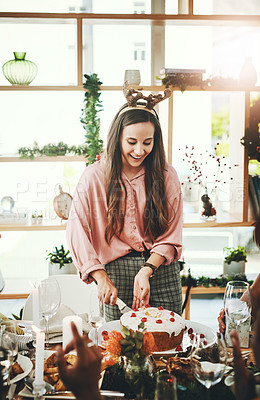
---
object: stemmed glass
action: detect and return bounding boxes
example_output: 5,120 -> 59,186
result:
89,289 -> 105,345
224,281 -> 252,327
0,327 -> 14,384
190,336 -> 227,400
38,277 -> 61,349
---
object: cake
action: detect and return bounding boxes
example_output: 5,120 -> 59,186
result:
120,305 -> 185,352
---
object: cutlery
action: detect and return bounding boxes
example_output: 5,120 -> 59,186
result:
115,298 -> 132,314
24,376 -> 71,395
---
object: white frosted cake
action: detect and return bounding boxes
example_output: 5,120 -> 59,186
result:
120,305 -> 186,352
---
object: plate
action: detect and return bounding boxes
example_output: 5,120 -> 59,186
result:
88,319 -> 217,356
10,354 -> 33,384
19,387 -> 124,399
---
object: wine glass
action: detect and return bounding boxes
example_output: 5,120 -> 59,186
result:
224,281 -> 252,326
0,328 -> 14,384
89,289 -> 105,345
38,277 -> 61,349
190,336 -> 227,400
1,320 -> 18,363
155,371 -> 177,400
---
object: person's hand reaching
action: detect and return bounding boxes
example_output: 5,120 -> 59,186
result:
56,322 -> 103,400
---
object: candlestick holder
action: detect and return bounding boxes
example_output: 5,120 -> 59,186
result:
33,381 -> 46,400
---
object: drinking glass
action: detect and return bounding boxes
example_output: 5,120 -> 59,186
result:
190,336 -> 227,400
39,277 -> 61,349
155,371 -> 177,400
89,290 -> 105,345
1,320 -> 18,362
224,281 -> 252,326
0,328 -> 14,384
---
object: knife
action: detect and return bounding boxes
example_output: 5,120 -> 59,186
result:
116,297 -> 132,314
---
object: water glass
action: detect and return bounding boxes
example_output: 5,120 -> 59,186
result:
155,371 -> 177,400
89,290 -> 105,345
0,329 -> 14,383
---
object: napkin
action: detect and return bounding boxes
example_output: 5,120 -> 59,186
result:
40,303 -> 92,339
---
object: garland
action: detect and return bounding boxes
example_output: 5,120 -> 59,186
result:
18,141 -> 88,159
81,73 -> 103,165
181,270 -> 254,288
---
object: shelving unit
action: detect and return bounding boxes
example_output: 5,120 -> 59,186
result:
0,6 -> 259,299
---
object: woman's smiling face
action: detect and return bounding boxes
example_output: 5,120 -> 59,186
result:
120,121 -> 155,177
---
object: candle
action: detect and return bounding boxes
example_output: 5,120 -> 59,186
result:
63,316 -> 82,349
33,326 -> 45,385
32,286 -> 40,327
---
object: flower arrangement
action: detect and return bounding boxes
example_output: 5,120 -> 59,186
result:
101,321 -> 154,365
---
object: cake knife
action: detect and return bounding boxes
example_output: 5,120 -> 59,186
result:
116,297 -> 132,314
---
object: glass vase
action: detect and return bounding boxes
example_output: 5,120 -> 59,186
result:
2,52 -> 38,85
123,356 -> 152,399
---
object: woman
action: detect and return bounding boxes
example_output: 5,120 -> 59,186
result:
67,92 -> 183,321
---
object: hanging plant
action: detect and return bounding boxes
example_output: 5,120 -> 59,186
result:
81,73 -> 103,165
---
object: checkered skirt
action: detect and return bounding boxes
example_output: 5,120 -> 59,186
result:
104,255 -> 182,321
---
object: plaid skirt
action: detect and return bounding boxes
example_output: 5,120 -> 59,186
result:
104,254 -> 182,321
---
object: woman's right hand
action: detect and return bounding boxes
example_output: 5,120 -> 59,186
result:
90,270 -> 118,305
218,308 -> 226,334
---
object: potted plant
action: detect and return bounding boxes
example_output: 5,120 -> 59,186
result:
223,246 -> 247,276
46,245 -> 76,275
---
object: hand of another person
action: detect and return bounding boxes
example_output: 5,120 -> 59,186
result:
56,322 -> 103,400
132,268 -> 151,309
91,270 -> 118,305
218,308 -> 226,334
230,330 -> 256,400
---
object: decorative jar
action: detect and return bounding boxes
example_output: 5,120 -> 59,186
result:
2,52 -> 38,85
123,356 -> 152,398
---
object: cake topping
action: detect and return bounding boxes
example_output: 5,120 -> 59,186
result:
170,318 -> 175,322
134,308 -> 139,312
170,311 -> 175,316
200,333 -> 205,338
130,313 -> 136,317
145,304 -> 151,308
158,306 -> 164,310
156,319 -> 163,324
141,317 -> 147,322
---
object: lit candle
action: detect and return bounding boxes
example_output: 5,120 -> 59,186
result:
33,326 -> 45,385
32,286 -> 40,327
63,316 -> 82,349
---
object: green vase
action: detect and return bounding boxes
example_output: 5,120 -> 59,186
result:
2,52 -> 38,85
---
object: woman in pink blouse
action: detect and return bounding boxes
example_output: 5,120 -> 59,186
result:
67,101 -> 183,321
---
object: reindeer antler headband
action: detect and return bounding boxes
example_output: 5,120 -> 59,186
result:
119,81 -> 172,116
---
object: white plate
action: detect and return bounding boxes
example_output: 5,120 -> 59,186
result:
88,319 -> 217,356
10,354 -> 33,384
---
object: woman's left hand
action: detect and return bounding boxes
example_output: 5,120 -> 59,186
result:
132,268 -> 151,309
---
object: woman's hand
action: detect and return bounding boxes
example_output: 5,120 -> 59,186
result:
132,267 -> 151,309
218,308 -> 226,334
91,270 -> 118,305
56,322 -> 103,400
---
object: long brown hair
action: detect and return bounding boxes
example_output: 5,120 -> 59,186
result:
105,104 -> 169,244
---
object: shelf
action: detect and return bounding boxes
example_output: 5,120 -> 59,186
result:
0,85 -> 259,92
0,224 -> 66,231
0,155 -> 87,162
0,279 -> 31,299
0,220 -> 256,231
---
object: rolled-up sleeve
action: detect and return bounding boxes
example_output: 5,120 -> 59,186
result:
66,172 -> 105,284
150,166 -> 183,264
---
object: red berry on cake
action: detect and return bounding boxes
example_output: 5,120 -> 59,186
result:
188,328 -> 193,335
145,304 -> 151,308
200,333 -> 205,338
141,317 -> 147,322
134,308 -> 139,312
170,318 -> 175,322
170,311 -> 175,316
158,306 -> 164,310
190,333 -> 195,340
156,319 -> 163,324
130,313 -> 136,317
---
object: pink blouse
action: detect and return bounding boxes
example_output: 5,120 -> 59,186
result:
66,159 -> 183,284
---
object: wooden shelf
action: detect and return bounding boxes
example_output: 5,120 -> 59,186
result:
0,155 -> 87,162
0,84 -> 259,92
0,279 -> 31,299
